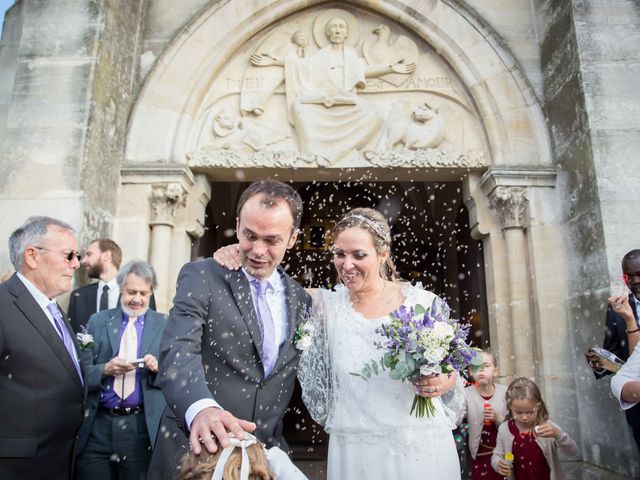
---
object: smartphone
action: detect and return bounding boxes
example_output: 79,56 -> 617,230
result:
129,357 -> 145,368
589,347 -> 625,373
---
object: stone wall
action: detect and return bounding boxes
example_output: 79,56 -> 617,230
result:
80,0 -> 146,246
0,0 -> 145,269
535,0 -> 640,475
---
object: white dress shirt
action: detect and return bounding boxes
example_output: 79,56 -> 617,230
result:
611,346 -> 640,410
15,272 -> 80,363
184,268 -> 289,430
96,277 -> 120,311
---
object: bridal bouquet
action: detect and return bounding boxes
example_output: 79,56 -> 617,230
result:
352,301 -> 480,417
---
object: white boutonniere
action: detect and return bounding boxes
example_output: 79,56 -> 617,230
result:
294,317 -> 316,351
76,328 -> 95,350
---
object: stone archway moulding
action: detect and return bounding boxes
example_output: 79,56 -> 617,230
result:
123,0 -> 567,393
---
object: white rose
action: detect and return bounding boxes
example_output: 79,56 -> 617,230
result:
420,364 -> 442,376
432,321 -> 454,342
302,322 -> 315,334
296,336 -> 312,350
423,346 -> 447,363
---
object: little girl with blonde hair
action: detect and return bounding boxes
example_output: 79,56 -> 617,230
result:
179,432 -> 307,480
492,377 -> 577,480
460,350 -> 508,479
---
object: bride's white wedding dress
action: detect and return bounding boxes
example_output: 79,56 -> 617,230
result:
299,284 -> 462,480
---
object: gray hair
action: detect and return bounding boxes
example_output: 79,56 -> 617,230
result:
9,216 -> 75,270
116,260 -> 158,291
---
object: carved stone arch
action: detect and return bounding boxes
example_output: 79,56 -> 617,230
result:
123,1 -> 566,396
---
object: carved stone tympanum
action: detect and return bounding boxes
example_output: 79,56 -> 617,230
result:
188,6 -> 487,169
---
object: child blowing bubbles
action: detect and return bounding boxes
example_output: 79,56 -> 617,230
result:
492,378 -> 577,480
459,351 -> 508,480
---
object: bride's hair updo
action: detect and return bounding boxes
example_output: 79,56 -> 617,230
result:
332,207 -> 402,281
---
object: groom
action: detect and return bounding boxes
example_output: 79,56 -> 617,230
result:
149,180 -> 312,477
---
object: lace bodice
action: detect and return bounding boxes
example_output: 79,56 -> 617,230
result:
298,283 -> 464,449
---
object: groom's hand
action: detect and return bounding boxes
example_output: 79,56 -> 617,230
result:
212,244 -> 242,270
189,407 -> 256,455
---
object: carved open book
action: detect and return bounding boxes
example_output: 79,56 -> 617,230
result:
300,94 -> 357,107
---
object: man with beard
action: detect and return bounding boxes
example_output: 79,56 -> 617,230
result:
68,239 -> 155,333
75,260 -> 167,479
586,249 -> 640,452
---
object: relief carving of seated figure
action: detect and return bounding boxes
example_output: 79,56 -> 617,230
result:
250,14 -> 415,162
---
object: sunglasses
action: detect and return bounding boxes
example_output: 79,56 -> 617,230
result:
34,246 -> 82,263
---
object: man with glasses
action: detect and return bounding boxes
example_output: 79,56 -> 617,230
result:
0,216 -> 85,479
69,238 -> 156,333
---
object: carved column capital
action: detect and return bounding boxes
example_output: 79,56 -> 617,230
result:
489,186 -> 528,230
150,183 -> 187,226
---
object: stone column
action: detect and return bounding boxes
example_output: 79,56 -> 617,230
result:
489,186 -> 535,378
149,183 -> 186,311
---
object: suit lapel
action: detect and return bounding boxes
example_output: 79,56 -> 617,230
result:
228,270 -> 264,361
141,311 -> 162,355
283,270 -> 303,341
630,293 -> 639,323
272,270 -> 305,374
84,283 -> 98,319
7,276 -> 84,394
106,309 -> 123,354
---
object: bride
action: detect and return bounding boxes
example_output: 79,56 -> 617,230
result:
215,207 -> 462,479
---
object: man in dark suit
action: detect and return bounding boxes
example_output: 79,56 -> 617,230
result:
149,180 -> 312,478
68,238 -> 122,333
586,249 -> 640,452
75,260 -> 167,479
0,216 -> 85,479
69,239 -> 156,333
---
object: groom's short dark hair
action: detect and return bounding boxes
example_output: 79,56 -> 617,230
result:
236,179 -> 303,231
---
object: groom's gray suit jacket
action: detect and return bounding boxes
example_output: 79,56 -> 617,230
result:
150,258 -> 311,478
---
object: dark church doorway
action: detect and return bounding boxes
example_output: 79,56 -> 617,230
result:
195,180 -> 489,459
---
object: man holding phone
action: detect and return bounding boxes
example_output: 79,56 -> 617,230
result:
74,261 -> 167,479
585,249 -> 640,453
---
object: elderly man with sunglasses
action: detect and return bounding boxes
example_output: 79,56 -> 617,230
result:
0,216 -> 85,479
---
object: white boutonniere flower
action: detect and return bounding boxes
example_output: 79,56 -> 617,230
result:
294,319 -> 315,351
76,329 -> 96,350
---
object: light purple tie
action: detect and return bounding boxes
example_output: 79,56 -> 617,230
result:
46,302 -> 83,384
253,280 -> 277,377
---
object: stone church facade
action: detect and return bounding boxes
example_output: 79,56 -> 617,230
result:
0,0 -> 638,475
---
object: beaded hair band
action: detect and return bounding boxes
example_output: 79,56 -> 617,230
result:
346,214 -> 390,243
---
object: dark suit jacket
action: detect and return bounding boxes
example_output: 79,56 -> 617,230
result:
75,307 -> 168,454
598,293 -> 640,427
150,259 -> 311,478
0,274 -> 85,479
68,282 -> 157,333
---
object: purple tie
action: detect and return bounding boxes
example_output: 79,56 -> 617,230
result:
253,280 -> 277,377
46,302 -> 83,384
